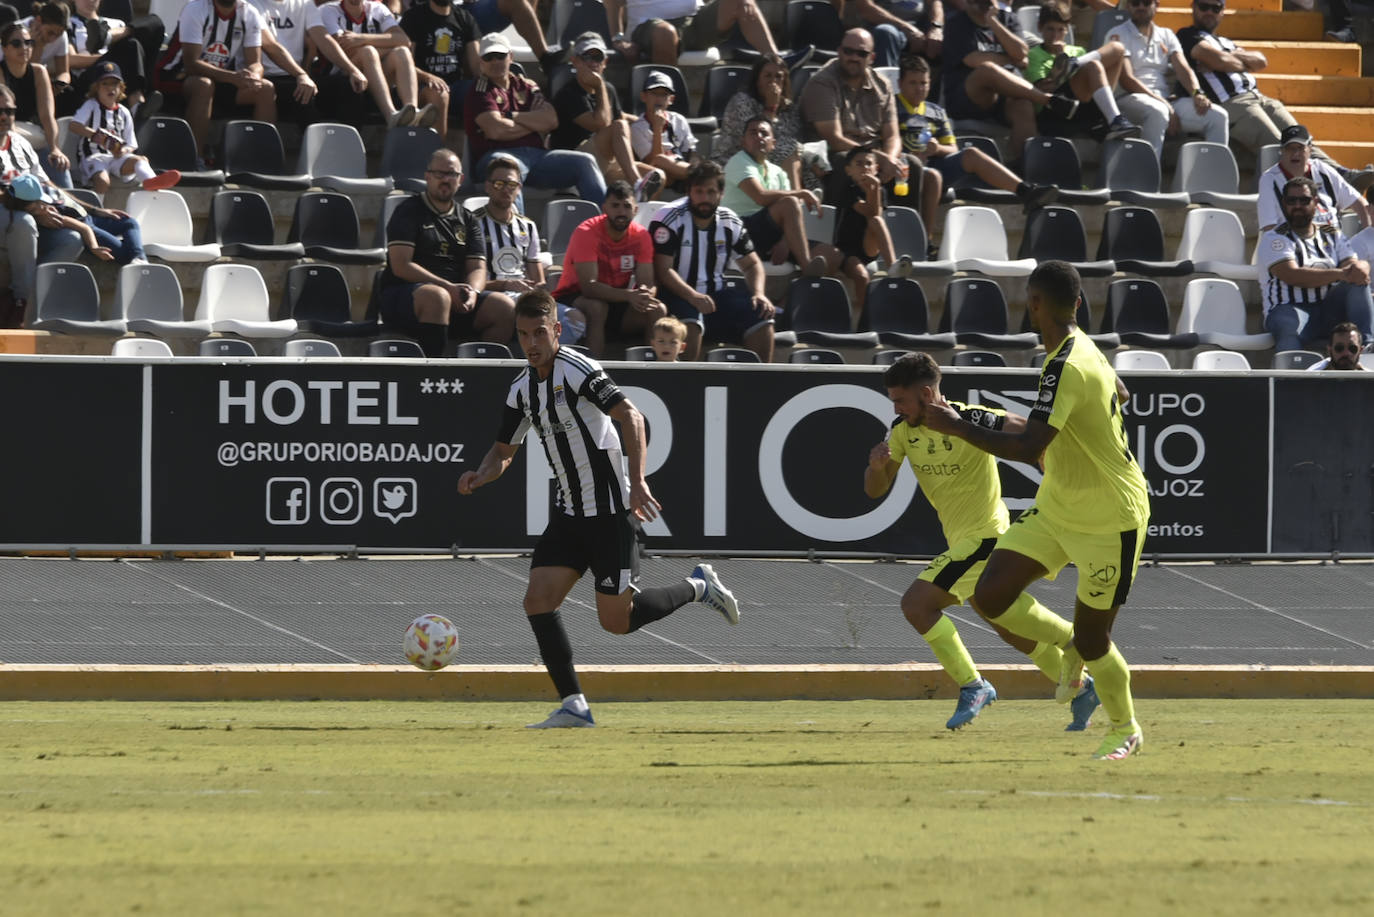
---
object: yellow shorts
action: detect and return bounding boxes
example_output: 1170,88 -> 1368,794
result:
995,506 -> 1147,611
917,534 -> 1000,604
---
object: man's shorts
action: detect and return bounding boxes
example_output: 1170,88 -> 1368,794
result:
996,505 -> 1147,611
917,534 -> 999,604
634,1 -> 743,54
379,283 -> 499,339
930,150 -> 969,186
663,284 -> 773,344
532,510 -> 641,596
467,0 -> 510,35
944,70 -> 1007,124
742,207 -> 784,255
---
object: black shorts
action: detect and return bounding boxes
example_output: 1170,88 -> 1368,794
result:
531,511 -> 641,595
743,207 -> 783,255
379,284 -> 498,338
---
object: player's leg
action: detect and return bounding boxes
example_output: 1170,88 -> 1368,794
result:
524,516 -> 594,728
909,542 -> 996,728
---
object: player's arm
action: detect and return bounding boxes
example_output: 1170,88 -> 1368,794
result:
864,441 -> 901,498
457,440 -> 518,493
608,398 -> 662,522
921,395 -> 1057,465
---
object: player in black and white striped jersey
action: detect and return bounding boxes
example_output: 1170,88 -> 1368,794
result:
650,159 -> 775,361
458,289 -> 741,729
1259,175 -> 1374,355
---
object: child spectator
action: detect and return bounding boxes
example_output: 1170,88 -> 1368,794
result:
9,171 -> 147,264
69,61 -> 179,193
630,70 -> 697,189
650,315 -> 687,362
833,146 -> 909,319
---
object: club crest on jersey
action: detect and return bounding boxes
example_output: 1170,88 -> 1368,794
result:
553,384 -> 566,404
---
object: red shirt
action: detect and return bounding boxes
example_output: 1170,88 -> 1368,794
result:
553,216 -> 654,299
464,73 -> 547,160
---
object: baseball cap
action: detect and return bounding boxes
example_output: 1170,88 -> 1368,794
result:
1280,124 -> 1312,147
573,33 -> 607,57
10,174 -> 44,202
94,61 -> 124,83
643,70 -> 674,92
478,33 -> 511,57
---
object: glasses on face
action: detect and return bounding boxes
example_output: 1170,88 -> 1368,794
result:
1331,342 -> 1360,354
481,51 -> 508,62
580,51 -> 604,63
488,178 -> 522,190
1284,196 -> 1314,205
426,169 -> 461,180
1196,1 -> 1223,11
840,46 -> 872,58
8,39 -> 33,48
0,107 -> 16,116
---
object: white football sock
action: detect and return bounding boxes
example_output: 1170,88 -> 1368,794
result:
1093,86 -> 1123,121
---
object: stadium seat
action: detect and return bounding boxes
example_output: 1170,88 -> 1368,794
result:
882,206 -> 954,275
1017,206 -> 1115,277
1173,142 -> 1257,208
545,198 -> 601,260
1100,138 -> 1190,209
66,188 -> 102,209
284,339 -> 343,358
111,338 -> 174,358
1101,278 -> 1200,349
803,204 -> 837,246
284,264 -> 380,337
118,263 -> 212,337
194,264 -> 297,338
1175,209 -> 1253,281
630,65 -> 716,132
207,190 -> 307,260
125,190 -> 222,262
222,121 -> 311,191
700,65 -> 754,121
785,0 -> 844,63
381,125 -> 443,194
781,276 -> 878,349
633,200 -> 667,228
289,192 -> 387,264
199,338 -> 258,356
1091,8 -> 1129,48
369,339 -> 425,358
1273,350 -> 1323,370
938,278 -> 1039,349
373,193 -> 408,248
456,341 -> 513,359
938,207 -> 1036,276
1113,349 -> 1172,370
1021,136 -> 1110,206
624,345 -> 657,360
791,65 -> 821,99
1097,207 -> 1193,277
1177,278 -> 1275,351
552,0 -> 614,50
1193,350 -> 1251,371
872,349 -> 912,364
53,116 -> 79,181
864,277 -> 956,350
952,350 -> 1007,367
706,346 -> 762,363
789,348 -> 844,364
32,263 -> 125,335
136,117 -> 224,185
1018,292 -> 1112,349
949,135 -> 1018,204
1255,144 -> 1281,191
298,123 -> 393,195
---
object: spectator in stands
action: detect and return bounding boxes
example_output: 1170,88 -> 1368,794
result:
1103,0 -> 1226,158
400,0 -> 481,142
606,0 -> 812,69
1179,0 -> 1371,184
311,0 -> 436,129
379,146 -> 516,357
1,21 -> 69,181
849,0 -> 944,70
1260,175 -> 1374,355
552,180 -> 667,358
832,145 -> 910,319
650,314 -> 687,361
895,55 -> 1057,249
471,153 -> 543,296
64,0 -> 164,119
630,69 -> 698,190
455,0 -> 553,74
1306,322 -> 1367,371
465,32 -> 606,206
247,0 -> 324,125
551,33 -> 662,200
722,115 -> 837,278
1025,2 -> 1141,142
713,54 -> 827,195
9,170 -> 146,264
1257,124 -> 1373,233
799,29 -> 906,199
651,159 -> 775,361
938,0 -> 1079,165
70,61 -> 181,192
1323,1 -> 1355,44
23,3 -> 69,90
171,0 -> 276,158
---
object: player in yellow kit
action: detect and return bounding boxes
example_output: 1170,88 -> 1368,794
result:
923,261 -> 1150,759
865,352 -> 1099,731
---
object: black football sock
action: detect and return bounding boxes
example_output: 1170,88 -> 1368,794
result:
527,611 -> 581,700
626,580 -> 697,632
416,322 -> 448,358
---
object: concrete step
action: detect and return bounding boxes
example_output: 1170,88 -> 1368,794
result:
1156,9 -> 1323,40
1287,106 -> 1374,144
1254,74 -> 1374,107
1237,42 -> 1363,76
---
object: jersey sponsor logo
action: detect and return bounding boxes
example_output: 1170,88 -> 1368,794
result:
1089,562 -> 1118,584
1038,389 -> 1053,402
619,254 -> 635,271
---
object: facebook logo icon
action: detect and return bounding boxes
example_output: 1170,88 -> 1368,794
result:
266,477 -> 311,525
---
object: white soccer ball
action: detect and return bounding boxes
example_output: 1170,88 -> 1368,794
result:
403,614 -> 460,670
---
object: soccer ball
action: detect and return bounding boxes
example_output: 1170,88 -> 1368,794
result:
403,614 -> 460,670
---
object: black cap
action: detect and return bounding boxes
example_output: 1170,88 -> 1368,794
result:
1279,124 -> 1311,147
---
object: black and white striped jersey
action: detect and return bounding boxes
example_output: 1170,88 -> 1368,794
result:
649,202 -> 754,295
0,133 -> 41,182
1177,28 -> 1256,104
1258,224 -> 1356,316
472,206 -> 541,281
1256,159 -> 1360,232
496,347 -> 630,518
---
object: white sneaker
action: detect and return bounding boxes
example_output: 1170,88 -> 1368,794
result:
526,706 -> 595,729
693,563 -> 739,625
387,104 -> 417,128
634,169 -> 664,202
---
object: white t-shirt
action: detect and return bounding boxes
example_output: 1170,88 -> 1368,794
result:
624,0 -> 700,36
1105,19 -> 1183,98
630,110 -> 697,160
178,0 -> 266,71
247,0 -> 313,76
20,17 -> 69,69
317,0 -> 399,36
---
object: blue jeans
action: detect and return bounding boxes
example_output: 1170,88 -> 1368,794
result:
872,24 -> 907,69
475,147 -> 607,211
37,224 -> 85,263
0,208 -> 40,302
1264,282 -> 1374,352
87,212 -> 146,264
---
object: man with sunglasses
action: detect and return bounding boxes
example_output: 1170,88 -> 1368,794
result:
1259,175 -> 1374,355
1257,124 -> 1372,234
1306,323 -> 1367,371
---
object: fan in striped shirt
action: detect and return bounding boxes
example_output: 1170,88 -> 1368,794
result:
1259,175 -> 1374,355
458,289 -> 742,729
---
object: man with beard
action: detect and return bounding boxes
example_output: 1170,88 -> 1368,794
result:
552,180 -> 666,358
1260,176 -> 1374,355
379,147 -> 515,357
1306,322 -> 1368,371
1256,124 -> 1372,234
651,159 -> 775,362
174,0 -> 277,156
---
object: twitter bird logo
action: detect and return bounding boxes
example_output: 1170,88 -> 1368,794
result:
373,478 -> 417,523
380,485 -> 407,510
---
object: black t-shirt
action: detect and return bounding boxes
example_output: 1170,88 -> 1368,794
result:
382,193 -> 485,286
400,3 -> 479,80
550,77 -> 623,150
835,178 -> 886,259
943,8 -> 1020,89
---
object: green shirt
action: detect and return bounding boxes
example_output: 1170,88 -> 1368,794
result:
722,150 -> 790,217
889,400 -> 1011,545
1030,328 -> 1152,533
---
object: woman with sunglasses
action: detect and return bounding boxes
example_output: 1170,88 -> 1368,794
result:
0,22 -> 69,183
713,54 -> 827,195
